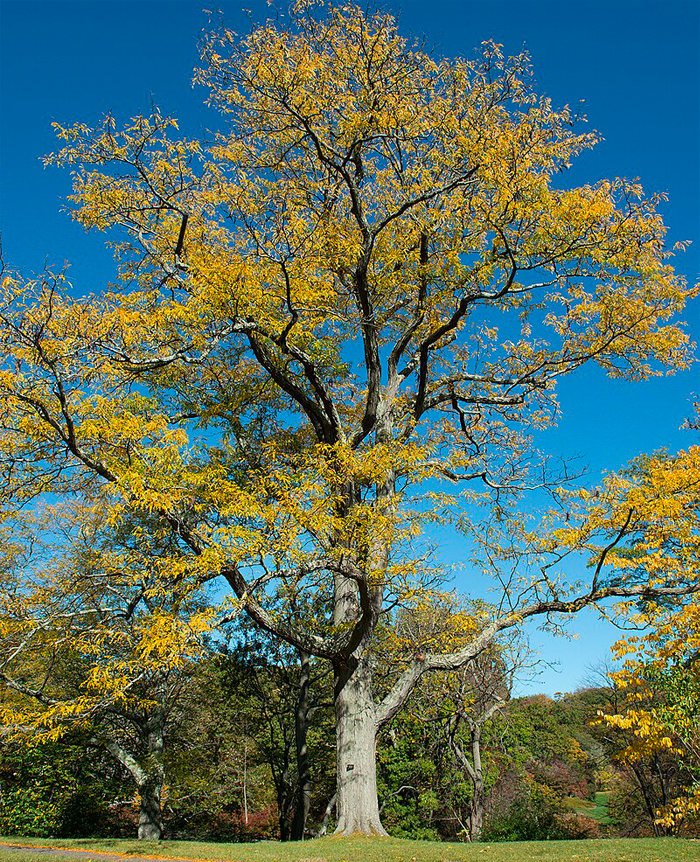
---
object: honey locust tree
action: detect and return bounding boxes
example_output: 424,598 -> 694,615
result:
0,2 -> 697,835
0,502 -> 214,840
604,613 -> 700,834
597,443 -> 700,832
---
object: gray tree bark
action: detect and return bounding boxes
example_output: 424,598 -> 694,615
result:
446,684 -> 506,842
333,654 -> 387,836
104,704 -> 166,840
137,776 -> 165,840
466,725 -> 485,841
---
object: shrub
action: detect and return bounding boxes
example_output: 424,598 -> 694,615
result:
554,812 -> 602,839
483,780 -> 565,842
166,804 -> 279,842
0,738 -> 122,838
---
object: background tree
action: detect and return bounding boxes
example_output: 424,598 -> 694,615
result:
441,647 -> 514,840
213,627 -> 336,840
0,1 -> 697,836
163,653 -> 280,842
374,592 -> 522,840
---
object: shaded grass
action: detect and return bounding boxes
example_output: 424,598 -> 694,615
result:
2,836 -> 700,862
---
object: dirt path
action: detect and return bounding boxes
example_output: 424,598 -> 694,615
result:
0,843 -> 209,862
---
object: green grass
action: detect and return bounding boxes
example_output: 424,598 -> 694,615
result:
591,792 -> 614,825
565,791 -> 614,825
2,836 -> 700,862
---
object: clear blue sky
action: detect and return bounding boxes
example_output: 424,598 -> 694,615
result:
1,0 -> 698,694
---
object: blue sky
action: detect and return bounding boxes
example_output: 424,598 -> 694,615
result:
1,0 -> 698,694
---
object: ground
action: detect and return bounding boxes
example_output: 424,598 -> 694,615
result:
1,836 -> 700,862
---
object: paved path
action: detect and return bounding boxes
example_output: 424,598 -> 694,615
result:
0,843 -> 207,862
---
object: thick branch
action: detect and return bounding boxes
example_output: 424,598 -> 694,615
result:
247,332 -> 334,442
375,579 -> 700,728
103,737 -> 148,785
220,566 -> 335,659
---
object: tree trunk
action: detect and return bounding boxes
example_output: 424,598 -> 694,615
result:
137,776 -> 164,840
446,715 -> 486,842
328,466 -> 390,837
291,649 -> 312,841
333,655 -> 387,836
103,710 -> 166,841
316,793 -> 336,837
243,738 -> 249,825
468,725 -> 485,841
276,757 -> 292,841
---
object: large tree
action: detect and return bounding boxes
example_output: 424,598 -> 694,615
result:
0,2 -> 697,835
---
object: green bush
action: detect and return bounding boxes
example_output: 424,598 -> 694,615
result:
0,737 -> 121,838
0,786 -> 62,837
482,781 -> 565,842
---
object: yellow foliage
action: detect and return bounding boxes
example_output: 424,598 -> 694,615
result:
589,444 -> 700,827
0,500 -> 221,742
0,3 -> 696,742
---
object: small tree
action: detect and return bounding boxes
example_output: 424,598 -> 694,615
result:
215,628 -> 335,840
602,604 -> 700,829
0,505 -> 213,839
441,651 -> 512,840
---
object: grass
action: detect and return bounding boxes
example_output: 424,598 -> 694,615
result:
2,835 -> 700,862
591,792 -> 614,825
565,791 -> 614,826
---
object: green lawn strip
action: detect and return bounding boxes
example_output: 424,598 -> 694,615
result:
590,792 -> 613,824
564,792 -> 614,826
0,856 -> 77,862
1,837 -> 700,862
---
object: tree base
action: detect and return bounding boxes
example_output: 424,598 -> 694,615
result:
334,818 -> 389,837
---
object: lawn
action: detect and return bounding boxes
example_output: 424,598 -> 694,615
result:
1,836 -> 700,862
565,792 -> 614,826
